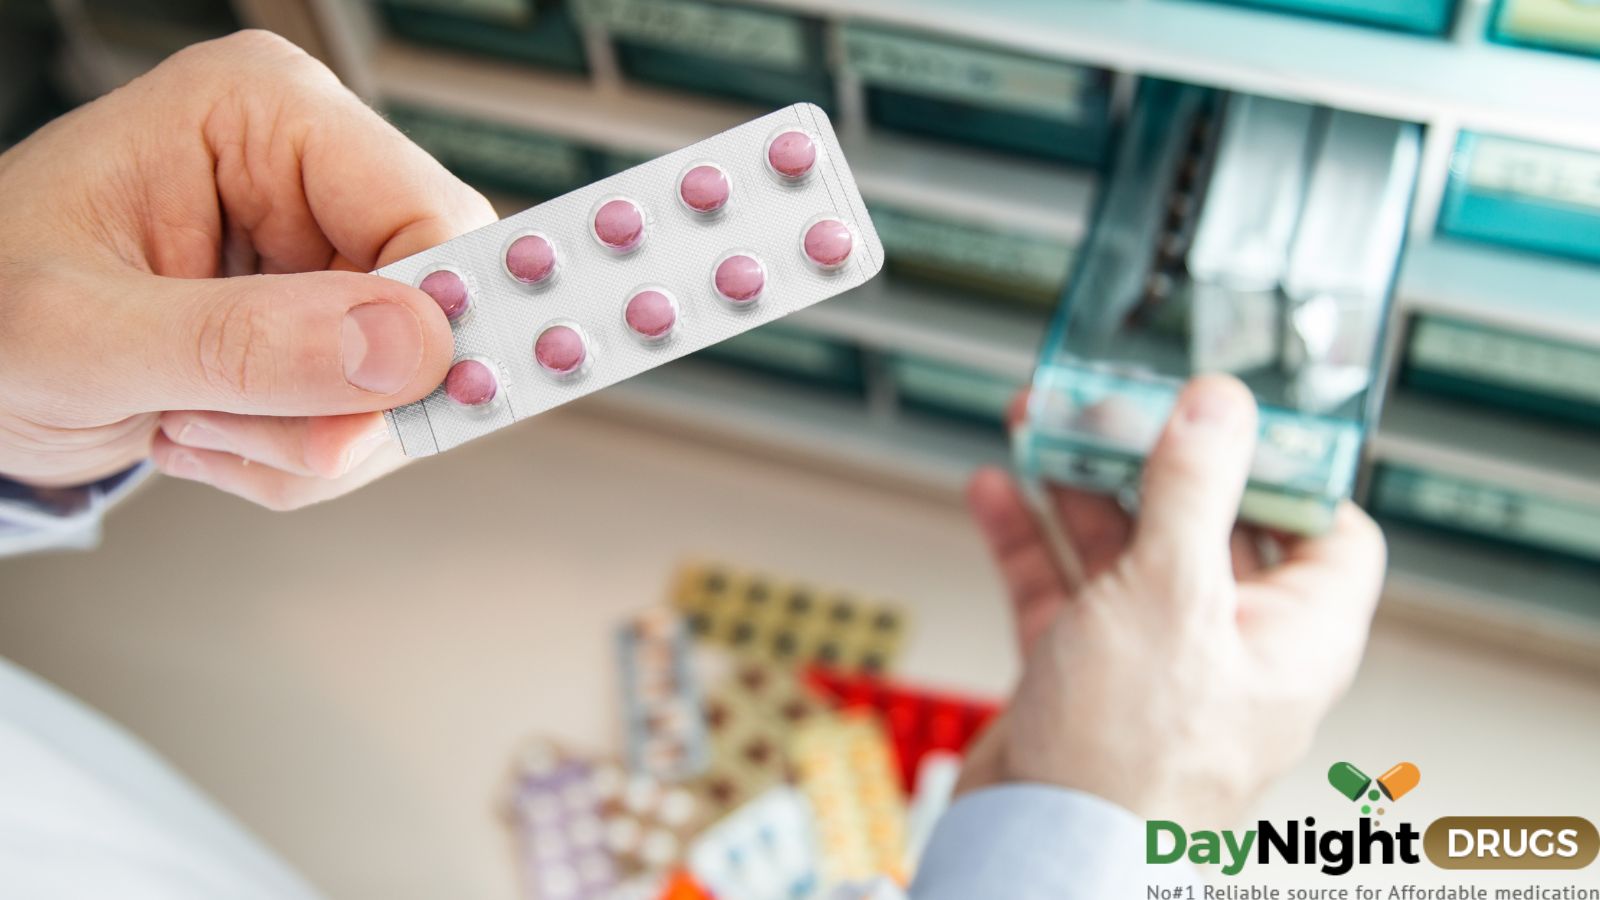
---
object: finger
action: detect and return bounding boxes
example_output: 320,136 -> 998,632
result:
1004,390 -> 1134,572
967,467 -> 1074,652
150,430 -> 407,511
1253,502 -> 1387,613
1130,375 -> 1259,591
158,410 -> 390,479
190,31 -> 498,273
93,267 -> 455,417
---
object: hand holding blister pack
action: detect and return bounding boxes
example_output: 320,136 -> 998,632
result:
380,104 -> 883,456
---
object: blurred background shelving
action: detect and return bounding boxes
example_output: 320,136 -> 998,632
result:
5,0 -> 1595,663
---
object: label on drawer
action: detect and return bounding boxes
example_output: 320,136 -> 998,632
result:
1464,135 -> 1600,211
383,0 -> 534,24
871,203 -> 1074,294
1408,316 -> 1600,404
575,0 -> 809,70
1377,466 -> 1600,562
841,23 -> 1090,121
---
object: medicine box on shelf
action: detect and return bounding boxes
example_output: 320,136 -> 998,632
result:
1488,0 -> 1600,59
887,355 -> 1019,431
1370,463 -> 1600,568
1438,132 -> 1600,265
839,22 -> 1113,167
376,0 -> 588,72
573,0 -> 833,112
384,104 -> 594,200
1195,0 -> 1456,36
1015,80 -> 1421,535
1401,314 -> 1600,428
869,202 -> 1077,310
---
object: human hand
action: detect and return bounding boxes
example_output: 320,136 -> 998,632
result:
959,375 -> 1386,830
0,31 -> 496,508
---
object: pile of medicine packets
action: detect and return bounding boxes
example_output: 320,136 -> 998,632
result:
504,561 -> 996,900
381,104 -> 883,457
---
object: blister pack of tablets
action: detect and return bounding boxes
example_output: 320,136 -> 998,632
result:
381,103 -> 883,457
617,610 -> 709,782
673,562 -> 908,672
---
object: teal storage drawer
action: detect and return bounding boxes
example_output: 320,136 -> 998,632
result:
869,203 -> 1076,310
840,23 -> 1113,167
379,0 -> 587,72
889,356 -> 1020,430
698,326 -> 864,392
1489,0 -> 1600,58
1439,132 -> 1600,265
385,105 -> 593,200
575,0 -> 833,111
1198,0 -> 1456,35
1401,315 -> 1600,428
1371,464 -> 1600,566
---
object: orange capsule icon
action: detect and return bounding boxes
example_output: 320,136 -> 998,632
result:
1377,762 -> 1421,801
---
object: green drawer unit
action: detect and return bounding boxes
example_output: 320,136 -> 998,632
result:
1371,464 -> 1600,567
1489,0 -> 1600,59
385,105 -> 593,200
841,23 -> 1113,167
379,0 -> 587,72
574,0 -> 833,111
698,325 -> 865,393
1196,0 -> 1457,35
889,355 -> 1020,431
1401,315 -> 1600,428
1438,132 -> 1600,265
869,203 -> 1076,310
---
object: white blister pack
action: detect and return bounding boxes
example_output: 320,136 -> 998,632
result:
381,103 -> 883,457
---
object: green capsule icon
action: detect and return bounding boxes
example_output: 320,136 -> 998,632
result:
1328,762 -> 1372,801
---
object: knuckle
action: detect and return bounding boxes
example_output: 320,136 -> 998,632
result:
194,297 -> 274,403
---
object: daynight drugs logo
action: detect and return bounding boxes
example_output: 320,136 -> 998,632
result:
1147,761 -> 1599,876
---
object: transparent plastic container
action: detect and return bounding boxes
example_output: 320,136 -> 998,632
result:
1015,81 -> 1421,534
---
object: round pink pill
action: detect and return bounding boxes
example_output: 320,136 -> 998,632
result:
714,254 -> 765,305
625,289 -> 677,339
594,198 -> 645,252
506,234 -> 556,284
766,130 -> 816,180
679,164 -> 730,214
803,218 -> 853,269
444,358 -> 497,407
535,324 -> 587,376
420,269 -> 469,321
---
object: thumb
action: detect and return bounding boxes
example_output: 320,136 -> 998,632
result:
1130,375 -> 1259,585
117,269 -> 454,416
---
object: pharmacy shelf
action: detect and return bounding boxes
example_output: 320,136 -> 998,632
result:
745,0 -> 1600,153
369,40 -> 1094,243
791,278 -> 1046,382
1380,521 -> 1600,665
1395,238 -> 1600,346
578,358 -> 1009,494
1373,392 -> 1600,503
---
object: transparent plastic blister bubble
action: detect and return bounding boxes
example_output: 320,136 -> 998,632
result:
1015,81 -> 1419,535
381,103 -> 884,457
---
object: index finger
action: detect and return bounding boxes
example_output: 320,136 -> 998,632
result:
196,32 -> 497,274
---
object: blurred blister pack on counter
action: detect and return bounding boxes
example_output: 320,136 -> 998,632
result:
1014,81 -> 1421,534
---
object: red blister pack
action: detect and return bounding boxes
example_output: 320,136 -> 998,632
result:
803,667 -> 1001,793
